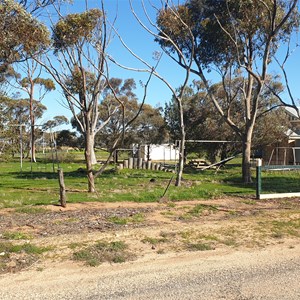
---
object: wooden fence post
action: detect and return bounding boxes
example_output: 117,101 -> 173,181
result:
133,158 -> 138,169
128,158 -> 133,169
123,159 -> 129,169
58,168 -> 67,208
138,158 -> 143,169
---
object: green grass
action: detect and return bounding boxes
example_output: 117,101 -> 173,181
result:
260,170 -> 300,193
0,158 -> 300,208
270,218 -> 300,238
73,240 -> 134,266
188,204 -> 218,216
141,236 -> 169,245
107,213 -> 145,225
0,242 -> 50,255
2,231 -> 32,240
187,242 -> 214,251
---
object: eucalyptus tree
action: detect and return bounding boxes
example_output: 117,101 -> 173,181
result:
165,77 -> 288,163
9,61 -> 55,162
43,115 -> 69,131
164,82 -> 238,163
0,95 -> 46,157
98,93 -> 167,150
0,96 -> 29,156
18,0 -> 59,13
37,8 -> 116,192
155,0 -> 299,183
114,1 -> 195,186
0,0 -> 52,159
69,77 -> 162,175
0,0 -> 50,70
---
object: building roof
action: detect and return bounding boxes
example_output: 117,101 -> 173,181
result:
285,106 -> 300,119
286,129 -> 300,140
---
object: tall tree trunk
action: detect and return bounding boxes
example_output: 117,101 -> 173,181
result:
89,133 -> 97,165
175,135 -> 185,186
85,130 -> 95,193
175,100 -> 185,187
29,92 -> 36,163
30,122 -> 36,163
242,125 -> 254,184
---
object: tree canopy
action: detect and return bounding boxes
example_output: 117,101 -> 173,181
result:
52,9 -> 103,52
0,0 -> 50,66
155,0 -> 299,182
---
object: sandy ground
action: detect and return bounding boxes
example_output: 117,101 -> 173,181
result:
0,197 -> 300,299
0,243 -> 299,299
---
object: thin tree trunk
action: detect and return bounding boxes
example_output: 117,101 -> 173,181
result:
85,131 -> 95,193
30,123 -> 36,163
175,100 -> 185,187
242,126 -> 254,183
58,168 -> 67,207
175,136 -> 185,186
29,93 -> 36,163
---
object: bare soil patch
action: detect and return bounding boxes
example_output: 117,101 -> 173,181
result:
0,196 -> 300,274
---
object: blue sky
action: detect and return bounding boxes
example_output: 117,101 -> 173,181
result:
35,0 -> 300,127
38,0 -> 186,126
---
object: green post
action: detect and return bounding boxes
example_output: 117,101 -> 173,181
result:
256,158 -> 262,199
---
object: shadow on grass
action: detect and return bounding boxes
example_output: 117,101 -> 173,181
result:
12,169 -> 88,180
223,173 -> 300,194
260,175 -> 300,193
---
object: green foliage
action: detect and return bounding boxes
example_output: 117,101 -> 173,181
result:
0,242 -> 49,255
43,116 -> 69,131
65,66 -> 96,95
56,129 -> 79,147
95,78 -> 167,150
0,96 -> 48,158
53,9 -> 102,51
20,77 -> 55,92
0,0 -> 50,64
164,83 -> 238,161
156,0 -> 299,184
157,0 -> 299,67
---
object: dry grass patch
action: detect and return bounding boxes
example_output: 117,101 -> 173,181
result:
73,240 -> 135,267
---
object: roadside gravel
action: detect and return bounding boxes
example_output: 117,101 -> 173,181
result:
0,244 -> 299,300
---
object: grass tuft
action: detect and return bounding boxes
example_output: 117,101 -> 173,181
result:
107,213 -> 145,225
2,231 -> 32,240
73,240 -> 134,266
187,242 -> 214,251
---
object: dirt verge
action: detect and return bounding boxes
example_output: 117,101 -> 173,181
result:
0,196 -> 299,274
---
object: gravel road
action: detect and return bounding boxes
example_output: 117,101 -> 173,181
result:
0,244 -> 299,300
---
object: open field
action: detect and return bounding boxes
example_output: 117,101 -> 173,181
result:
0,158 -> 254,207
1,157 -> 300,208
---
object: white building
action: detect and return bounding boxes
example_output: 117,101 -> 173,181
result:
137,144 -> 179,161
